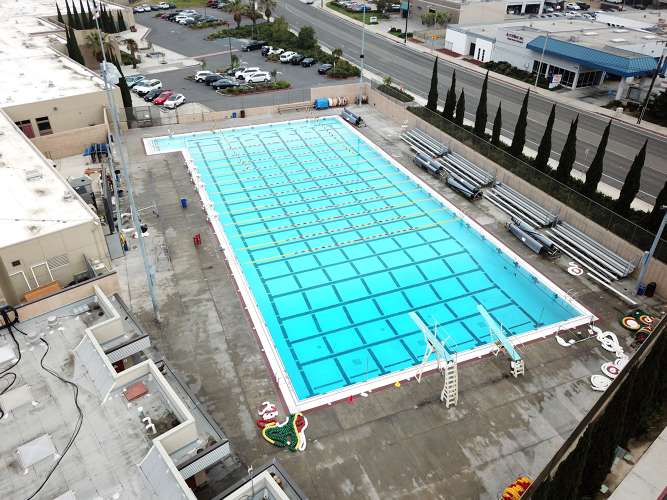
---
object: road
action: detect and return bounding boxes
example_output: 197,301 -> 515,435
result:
276,0 -> 666,201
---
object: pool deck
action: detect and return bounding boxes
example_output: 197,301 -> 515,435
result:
119,106 -> 650,499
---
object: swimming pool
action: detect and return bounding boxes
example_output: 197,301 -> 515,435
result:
146,116 -> 592,411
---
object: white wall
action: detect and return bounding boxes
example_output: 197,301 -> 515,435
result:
473,38 -> 494,62
445,28 -> 469,54
595,12 -> 655,30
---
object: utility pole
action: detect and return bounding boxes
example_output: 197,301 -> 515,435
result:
637,52 -> 665,125
95,11 -> 161,321
534,31 -> 549,88
635,206 -> 667,295
403,0 -> 410,44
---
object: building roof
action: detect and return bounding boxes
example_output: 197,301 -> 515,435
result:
0,1 -> 109,108
526,35 -> 659,76
0,287 -> 230,500
0,110 -> 98,249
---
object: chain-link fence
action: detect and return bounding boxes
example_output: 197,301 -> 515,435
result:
409,105 -> 667,263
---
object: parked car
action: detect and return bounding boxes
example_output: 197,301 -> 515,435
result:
261,45 -> 272,56
150,4 -> 162,10
566,3 -> 581,9
290,54 -> 305,65
163,93 -> 185,108
133,6 -> 147,13
143,88 -> 163,101
280,51 -> 297,63
301,57 -> 316,67
242,40 -> 266,51
267,47 -> 284,55
125,74 -> 145,87
245,71 -> 272,83
576,1 -> 591,9
235,66 -> 261,79
317,63 -> 333,74
203,73 -> 224,85
211,78 -> 239,89
194,70 -> 214,82
133,79 -> 162,95
152,90 -> 174,104
157,2 -> 171,9
178,17 -> 196,24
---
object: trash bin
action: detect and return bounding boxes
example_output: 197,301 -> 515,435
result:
240,109 -> 246,118
180,197 -> 188,208
637,283 -> 646,296
645,282 -> 657,298
232,112 -> 237,118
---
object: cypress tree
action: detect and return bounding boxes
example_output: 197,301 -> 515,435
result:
57,3 -> 64,24
68,25 -> 85,65
426,57 -> 439,112
647,181 -> 667,231
117,11 -> 127,32
615,140 -> 647,215
491,102 -> 502,146
86,0 -> 94,28
454,89 -> 465,127
510,89 -> 530,157
64,21 -> 73,54
100,6 -> 109,32
582,120 -> 611,196
72,2 -> 82,29
79,0 -> 88,28
65,0 -> 73,26
534,104 -> 556,172
474,71 -> 488,137
556,115 -> 578,183
108,9 -> 118,33
442,70 -> 456,121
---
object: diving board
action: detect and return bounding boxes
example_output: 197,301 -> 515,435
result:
409,312 -> 458,407
477,305 -> 525,377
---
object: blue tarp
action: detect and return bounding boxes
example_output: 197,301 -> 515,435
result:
83,143 -> 109,156
526,36 -> 658,77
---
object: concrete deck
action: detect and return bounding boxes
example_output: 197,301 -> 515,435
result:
117,105 -> 643,499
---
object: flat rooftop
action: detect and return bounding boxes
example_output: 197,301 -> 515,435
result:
0,2 -> 107,108
453,17 -> 666,53
0,109 -> 98,249
117,107 -> 663,498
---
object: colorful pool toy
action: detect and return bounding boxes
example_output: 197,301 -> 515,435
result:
261,413 -> 309,452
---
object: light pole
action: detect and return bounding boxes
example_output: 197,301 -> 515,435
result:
637,52 -> 665,125
403,0 -> 410,44
94,11 -> 161,321
635,206 -> 667,295
359,5 -> 366,105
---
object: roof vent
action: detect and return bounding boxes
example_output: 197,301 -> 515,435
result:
63,190 -> 74,201
27,225 -> 41,234
583,31 -> 598,36
48,81 -> 55,88
25,169 -> 43,181
611,38 -> 626,43
643,34 -> 657,39
612,28 -> 628,33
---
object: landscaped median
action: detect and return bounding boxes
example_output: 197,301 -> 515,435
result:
207,18 -> 361,78
220,80 -> 291,95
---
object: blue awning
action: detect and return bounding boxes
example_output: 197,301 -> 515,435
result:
526,36 -> 658,77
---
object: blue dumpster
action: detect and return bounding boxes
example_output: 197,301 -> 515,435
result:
232,112 -> 237,118
314,98 -> 329,110
180,197 -> 188,208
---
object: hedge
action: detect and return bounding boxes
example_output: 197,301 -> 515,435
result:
377,84 -> 414,102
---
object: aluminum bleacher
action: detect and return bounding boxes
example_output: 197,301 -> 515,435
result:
485,182 -> 558,228
545,222 -> 636,282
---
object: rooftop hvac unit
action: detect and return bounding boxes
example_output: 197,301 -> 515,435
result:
63,190 -> 74,201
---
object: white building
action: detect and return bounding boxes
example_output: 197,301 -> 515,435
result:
444,16 -> 666,95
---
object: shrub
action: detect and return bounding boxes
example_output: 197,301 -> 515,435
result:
377,84 -> 414,102
483,60 -> 549,89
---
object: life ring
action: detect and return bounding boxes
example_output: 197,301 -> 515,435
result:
601,362 -> 620,379
567,262 -> 583,276
621,317 -> 641,331
639,315 -> 654,325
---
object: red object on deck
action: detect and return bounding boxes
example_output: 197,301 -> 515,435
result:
193,233 -> 202,246
125,381 -> 148,401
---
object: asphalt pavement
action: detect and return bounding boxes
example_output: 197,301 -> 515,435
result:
275,0 -> 666,201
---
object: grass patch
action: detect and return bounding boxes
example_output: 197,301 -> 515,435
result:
170,0 -> 208,7
326,2 -> 384,24
224,80 -> 291,94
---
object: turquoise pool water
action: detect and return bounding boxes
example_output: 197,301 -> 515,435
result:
152,117 -> 581,401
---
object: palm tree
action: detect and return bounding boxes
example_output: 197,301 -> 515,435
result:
126,38 -> 139,69
331,47 -> 343,75
85,31 -> 112,62
262,0 -> 277,20
245,1 -> 262,34
225,0 -> 245,29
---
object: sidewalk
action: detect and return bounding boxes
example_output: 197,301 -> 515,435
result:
113,24 -> 202,76
315,2 -> 667,138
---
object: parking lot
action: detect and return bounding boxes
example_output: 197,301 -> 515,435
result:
131,13 -> 355,111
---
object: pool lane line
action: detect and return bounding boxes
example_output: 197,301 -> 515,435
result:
224,179 -> 416,213
231,189 -> 425,228
236,197 -> 436,238
247,216 -> 460,265
216,167 -> 382,197
239,207 -> 450,252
